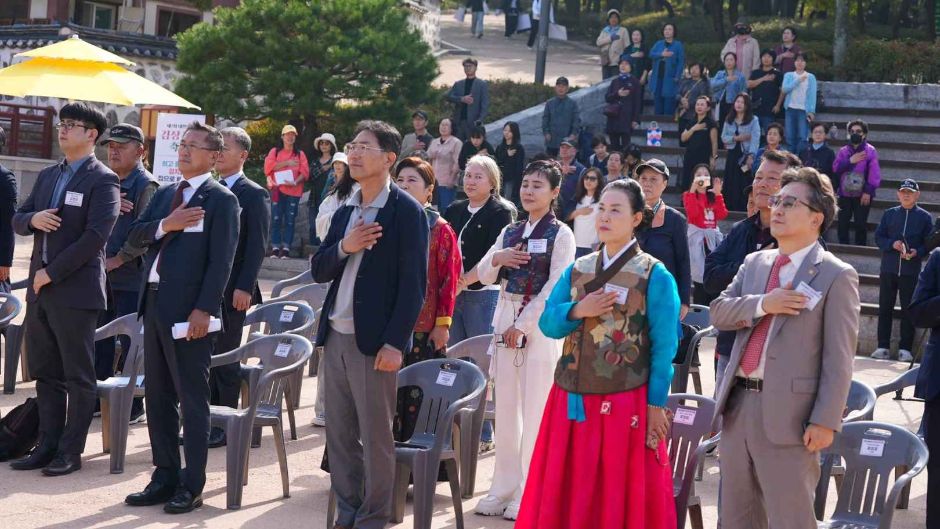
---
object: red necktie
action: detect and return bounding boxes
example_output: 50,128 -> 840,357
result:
156,181 -> 190,275
740,253 -> 791,376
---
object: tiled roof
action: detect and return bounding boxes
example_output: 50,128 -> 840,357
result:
0,22 -> 178,60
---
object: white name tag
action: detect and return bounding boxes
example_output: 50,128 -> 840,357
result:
65,191 -> 83,207
674,407 -> 697,425
527,239 -> 548,254
279,310 -> 295,323
604,283 -> 629,305
859,438 -> 886,457
184,218 -> 204,233
436,370 -> 457,386
795,281 -> 823,311
275,342 -> 292,358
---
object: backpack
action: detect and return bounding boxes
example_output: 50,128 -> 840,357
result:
0,398 -> 40,461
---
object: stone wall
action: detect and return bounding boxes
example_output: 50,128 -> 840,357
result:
819,81 -> 940,111
405,0 -> 441,52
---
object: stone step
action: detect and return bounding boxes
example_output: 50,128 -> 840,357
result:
259,256 -> 310,281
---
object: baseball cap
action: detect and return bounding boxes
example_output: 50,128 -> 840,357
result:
559,138 -> 577,148
281,124 -> 298,135
634,158 -> 670,178
412,110 -> 429,121
555,76 -> 570,86
98,123 -> 144,145
899,179 -> 919,192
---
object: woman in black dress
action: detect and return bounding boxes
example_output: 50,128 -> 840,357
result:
496,121 -> 525,207
720,93 -> 761,212
679,95 -> 719,190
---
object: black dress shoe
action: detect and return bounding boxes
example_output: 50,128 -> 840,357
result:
10,447 -> 56,470
126,481 -> 177,506
41,453 -> 81,476
207,428 -> 227,448
164,487 -> 202,514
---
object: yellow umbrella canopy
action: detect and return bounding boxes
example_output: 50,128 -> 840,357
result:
15,35 -> 135,66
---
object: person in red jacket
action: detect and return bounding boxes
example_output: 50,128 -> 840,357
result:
683,163 -> 728,304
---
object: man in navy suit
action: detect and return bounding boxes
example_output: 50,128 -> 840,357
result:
311,120 -> 429,529
909,250 -> 940,529
124,122 -> 239,514
0,126 -> 16,292
208,126 -> 270,447
9,102 -> 120,476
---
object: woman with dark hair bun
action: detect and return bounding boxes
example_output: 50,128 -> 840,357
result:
516,176 -> 679,529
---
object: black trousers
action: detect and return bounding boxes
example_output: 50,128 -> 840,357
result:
143,288 -> 212,495
25,297 -> 99,455
526,18 -> 540,47
837,195 -> 871,245
608,131 -> 632,154
878,273 -> 917,351
504,11 -> 518,37
211,300 -> 247,409
926,398 -> 940,529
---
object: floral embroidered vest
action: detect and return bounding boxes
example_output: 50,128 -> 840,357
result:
500,214 -> 561,296
554,245 -> 657,395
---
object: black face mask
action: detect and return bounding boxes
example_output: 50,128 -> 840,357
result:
850,133 -> 863,145
736,26 -> 749,35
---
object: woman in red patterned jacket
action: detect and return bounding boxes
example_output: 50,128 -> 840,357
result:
393,156 -> 463,440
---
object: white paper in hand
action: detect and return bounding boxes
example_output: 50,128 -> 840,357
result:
172,317 -> 222,340
603,283 -> 629,305
274,169 -> 294,185
183,218 -> 204,233
795,282 -> 823,311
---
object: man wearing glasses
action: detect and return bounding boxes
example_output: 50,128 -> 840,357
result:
710,166 -> 859,529
312,120 -> 428,529
10,102 -> 120,476
125,121 -> 239,514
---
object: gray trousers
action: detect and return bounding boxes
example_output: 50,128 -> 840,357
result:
324,330 -> 397,529
719,388 -> 820,529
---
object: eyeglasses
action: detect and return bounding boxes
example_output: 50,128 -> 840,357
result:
583,176 -> 598,181
344,143 -> 385,155
178,142 -> 218,152
55,121 -> 90,131
768,194 -> 819,212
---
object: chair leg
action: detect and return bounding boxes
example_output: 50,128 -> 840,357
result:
691,367 -> 703,395
897,465 -> 911,509
101,399 -> 112,454
411,455 -> 434,529
108,393 -> 133,474
445,458 -> 464,529
689,501 -> 704,529
326,489 -> 336,529
3,325 -> 21,394
272,423 -> 290,498
284,389 -> 297,441
225,425 -> 249,510
391,462 -> 411,524
695,457 -> 705,482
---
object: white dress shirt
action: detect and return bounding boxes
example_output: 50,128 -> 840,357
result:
148,173 -> 212,283
222,172 -> 243,188
738,241 -> 818,379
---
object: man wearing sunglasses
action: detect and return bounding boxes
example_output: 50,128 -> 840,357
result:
10,102 -> 120,476
711,167 -> 859,529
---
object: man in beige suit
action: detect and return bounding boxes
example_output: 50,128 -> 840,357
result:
710,166 -> 859,529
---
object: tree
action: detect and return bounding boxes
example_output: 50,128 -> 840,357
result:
834,0 -> 849,79
174,0 -> 438,150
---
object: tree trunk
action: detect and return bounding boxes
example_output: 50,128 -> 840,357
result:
892,0 -> 913,38
709,0 -> 725,38
729,0 -> 740,25
856,0 -> 866,32
834,0 -> 849,79
929,0 -> 938,40
659,0 -> 676,16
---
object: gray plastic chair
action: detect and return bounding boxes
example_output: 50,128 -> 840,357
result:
445,333 -> 494,498
390,358 -> 486,529
816,421 -> 928,529
95,313 -> 145,474
265,282 -> 329,378
873,366 -> 920,401
2,283 -> 27,394
270,270 -> 316,298
815,380 -> 879,519
667,393 -> 718,529
209,333 -> 313,510
241,302 -> 316,443
672,304 -> 714,395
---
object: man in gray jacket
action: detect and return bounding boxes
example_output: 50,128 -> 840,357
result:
446,58 -> 490,140
542,76 -> 581,156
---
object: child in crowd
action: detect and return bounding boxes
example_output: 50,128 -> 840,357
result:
872,178 -> 933,362
589,136 -> 611,175
459,125 -> 494,171
682,164 -> 728,304
568,167 -> 605,257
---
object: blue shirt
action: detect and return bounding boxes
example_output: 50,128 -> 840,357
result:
43,154 -> 93,263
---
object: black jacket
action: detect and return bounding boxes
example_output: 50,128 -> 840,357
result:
226,174 -> 271,304
106,163 -> 158,291
910,250 -> 940,400
799,143 -> 837,181
0,163 -> 17,268
444,195 -> 515,290
458,141 -> 494,171
875,204 -> 933,277
495,142 -> 526,186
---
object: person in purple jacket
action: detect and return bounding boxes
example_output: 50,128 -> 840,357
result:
833,119 -> 881,245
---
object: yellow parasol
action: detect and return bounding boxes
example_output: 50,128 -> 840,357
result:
0,35 -> 199,109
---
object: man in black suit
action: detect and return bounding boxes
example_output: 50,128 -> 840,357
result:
96,123 -> 158,423
124,122 -> 239,514
311,120 -> 428,529
208,126 -> 270,447
0,126 -> 17,292
9,102 -> 120,475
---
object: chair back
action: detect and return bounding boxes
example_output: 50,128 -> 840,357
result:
873,367 -> 919,398
683,304 -> 712,330
825,421 -> 928,528
9,279 -> 27,291
844,380 -> 877,422
672,305 -> 715,393
446,334 -> 493,376
244,301 -> 316,341
0,292 -> 21,328
396,359 -> 486,452
94,313 -> 145,391
270,282 -> 329,312
270,271 -> 317,298
667,393 -> 718,529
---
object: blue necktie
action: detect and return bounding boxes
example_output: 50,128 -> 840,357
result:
42,164 -> 72,263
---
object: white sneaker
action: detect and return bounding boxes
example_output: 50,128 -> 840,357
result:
870,348 -> 890,360
474,495 -> 509,516
311,414 -> 326,427
503,500 -> 521,520
899,349 -> 914,362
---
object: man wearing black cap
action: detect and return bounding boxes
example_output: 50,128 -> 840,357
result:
0,127 -> 17,292
446,58 -> 490,140
400,110 -> 433,159
556,137 -> 585,219
872,178 -> 933,362
95,123 -> 158,423
542,76 -> 581,157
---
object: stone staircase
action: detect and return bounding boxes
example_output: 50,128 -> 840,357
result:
631,102 -> 940,355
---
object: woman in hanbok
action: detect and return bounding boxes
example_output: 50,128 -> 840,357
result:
516,177 -> 679,529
